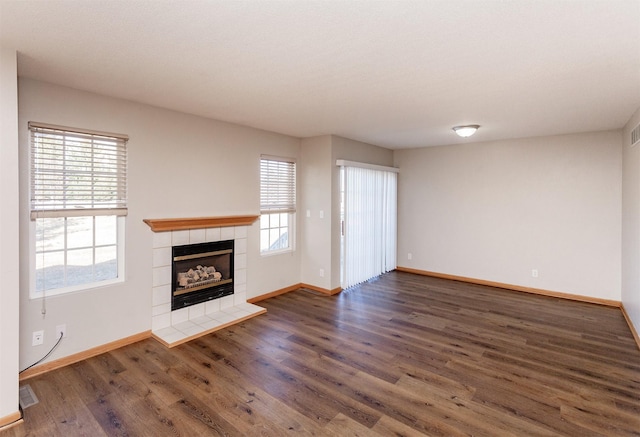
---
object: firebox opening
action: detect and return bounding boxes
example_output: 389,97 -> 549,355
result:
171,239 -> 234,310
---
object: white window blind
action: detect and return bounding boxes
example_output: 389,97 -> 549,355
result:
260,156 -> 296,213
29,122 -> 128,219
341,165 -> 397,289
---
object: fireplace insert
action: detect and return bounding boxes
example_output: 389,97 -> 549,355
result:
171,239 -> 234,310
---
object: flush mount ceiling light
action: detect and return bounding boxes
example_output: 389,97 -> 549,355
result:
452,125 -> 480,138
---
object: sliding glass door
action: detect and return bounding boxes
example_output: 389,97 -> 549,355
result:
340,164 -> 397,289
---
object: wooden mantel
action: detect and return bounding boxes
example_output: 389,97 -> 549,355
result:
143,215 -> 259,232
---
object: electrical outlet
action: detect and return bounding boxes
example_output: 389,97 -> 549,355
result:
531,269 -> 539,278
408,253 -> 412,260
319,268 -> 325,278
32,330 -> 44,346
56,324 -> 67,339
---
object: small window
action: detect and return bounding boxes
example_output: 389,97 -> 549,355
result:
260,155 -> 296,254
29,122 -> 128,297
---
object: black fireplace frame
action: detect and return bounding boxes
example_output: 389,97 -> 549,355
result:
171,240 -> 234,311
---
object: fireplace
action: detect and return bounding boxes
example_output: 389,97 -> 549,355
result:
146,217 -> 266,347
171,239 -> 234,310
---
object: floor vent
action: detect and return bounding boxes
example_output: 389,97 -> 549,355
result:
19,384 -> 39,410
632,122 -> 640,148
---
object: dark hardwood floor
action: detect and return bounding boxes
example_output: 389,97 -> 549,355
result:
5,271 -> 640,436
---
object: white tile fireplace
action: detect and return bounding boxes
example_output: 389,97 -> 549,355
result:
145,216 -> 265,347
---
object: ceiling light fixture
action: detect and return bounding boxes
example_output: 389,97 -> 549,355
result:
452,125 -> 480,138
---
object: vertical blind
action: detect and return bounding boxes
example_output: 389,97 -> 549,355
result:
29,122 -> 128,219
342,165 -> 397,289
260,155 -> 296,213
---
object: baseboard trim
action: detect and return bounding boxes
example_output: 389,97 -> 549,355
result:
0,411 -> 22,431
248,283 -> 342,303
19,330 -> 152,381
300,283 -> 342,296
247,284 -> 302,303
396,267 -> 621,307
620,304 -> 640,351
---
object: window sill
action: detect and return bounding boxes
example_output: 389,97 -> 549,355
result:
260,248 -> 294,257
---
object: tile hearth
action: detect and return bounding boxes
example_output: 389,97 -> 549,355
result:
149,222 -> 265,347
152,302 -> 265,347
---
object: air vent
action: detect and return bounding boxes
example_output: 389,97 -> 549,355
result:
18,384 -> 39,409
632,123 -> 640,148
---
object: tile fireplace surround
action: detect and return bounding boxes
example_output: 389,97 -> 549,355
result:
145,216 -> 265,347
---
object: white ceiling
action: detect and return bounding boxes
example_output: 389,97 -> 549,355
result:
1,0 -> 639,149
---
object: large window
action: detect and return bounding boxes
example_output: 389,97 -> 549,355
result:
260,155 -> 296,254
29,122 -> 128,297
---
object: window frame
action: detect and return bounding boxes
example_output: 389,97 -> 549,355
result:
259,155 -> 296,255
28,122 -> 128,298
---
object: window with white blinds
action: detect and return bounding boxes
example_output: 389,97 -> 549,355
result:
260,156 -> 296,254
260,156 -> 296,214
29,122 -> 128,219
29,122 -> 128,297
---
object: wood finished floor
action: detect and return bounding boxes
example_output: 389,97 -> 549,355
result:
5,271 -> 640,436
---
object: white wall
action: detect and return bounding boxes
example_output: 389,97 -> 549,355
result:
394,131 -> 622,300
0,46 -> 20,424
622,106 -> 640,335
18,79 -> 301,368
300,135 -> 333,289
